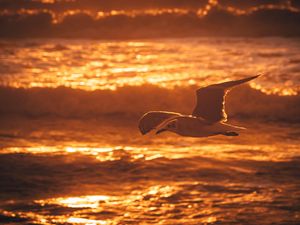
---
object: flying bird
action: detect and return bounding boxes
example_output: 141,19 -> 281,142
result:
138,75 -> 260,137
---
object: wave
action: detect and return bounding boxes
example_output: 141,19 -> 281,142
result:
1,8 -> 300,38
0,85 -> 299,122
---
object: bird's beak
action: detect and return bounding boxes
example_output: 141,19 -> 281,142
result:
156,128 -> 167,135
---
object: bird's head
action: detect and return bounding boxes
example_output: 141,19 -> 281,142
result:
156,119 -> 178,135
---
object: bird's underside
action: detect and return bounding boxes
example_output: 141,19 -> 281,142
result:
138,111 -> 182,135
138,75 -> 260,136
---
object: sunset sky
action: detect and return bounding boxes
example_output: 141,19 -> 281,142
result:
0,0 -> 300,38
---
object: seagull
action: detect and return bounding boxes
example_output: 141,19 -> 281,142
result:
138,75 -> 260,137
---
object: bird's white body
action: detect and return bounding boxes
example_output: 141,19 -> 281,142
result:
138,75 -> 260,138
156,116 -> 245,137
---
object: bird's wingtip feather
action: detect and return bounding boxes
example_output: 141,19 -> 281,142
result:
249,74 -> 263,80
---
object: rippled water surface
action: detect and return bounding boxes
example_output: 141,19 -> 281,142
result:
1,38 -> 300,94
0,38 -> 300,224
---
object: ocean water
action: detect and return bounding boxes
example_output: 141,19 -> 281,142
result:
0,38 -> 300,225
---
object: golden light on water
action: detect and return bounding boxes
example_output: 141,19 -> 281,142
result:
1,113 -> 299,223
66,217 -> 107,225
2,182 -> 282,224
2,141 -> 299,162
1,1 -> 300,225
1,39 -> 299,95
37,195 -> 110,208
6,185 -> 181,224
250,83 -> 298,96
1,209 -> 108,225
2,145 -> 148,161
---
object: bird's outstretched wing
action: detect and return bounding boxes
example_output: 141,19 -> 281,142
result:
192,75 -> 260,123
138,111 -> 182,135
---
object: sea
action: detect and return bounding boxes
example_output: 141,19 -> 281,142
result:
0,37 -> 300,225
